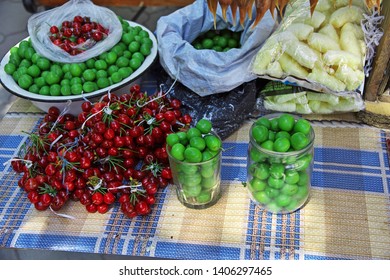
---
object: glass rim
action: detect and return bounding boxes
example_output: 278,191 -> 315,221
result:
249,113 -> 315,157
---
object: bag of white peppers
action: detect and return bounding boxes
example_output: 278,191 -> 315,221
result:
250,0 -> 384,113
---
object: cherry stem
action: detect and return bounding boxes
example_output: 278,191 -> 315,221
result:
50,134 -> 63,150
23,130 -> 49,155
143,162 -> 162,177
136,89 -> 168,108
39,183 -> 57,196
146,117 -> 156,126
81,92 -> 93,104
99,90 -> 112,103
88,178 -> 103,191
176,120 -> 186,127
108,183 -> 142,191
50,100 -> 72,133
104,106 -> 113,115
81,104 -> 109,130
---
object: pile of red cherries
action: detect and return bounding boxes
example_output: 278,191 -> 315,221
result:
10,84 -> 192,218
49,15 -> 109,56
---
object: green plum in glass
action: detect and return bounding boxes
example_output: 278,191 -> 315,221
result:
247,113 -> 315,214
167,124 -> 222,209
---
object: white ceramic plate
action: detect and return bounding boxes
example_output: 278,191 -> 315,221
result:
0,20 -> 157,105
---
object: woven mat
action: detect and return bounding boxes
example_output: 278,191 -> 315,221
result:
0,112 -> 389,260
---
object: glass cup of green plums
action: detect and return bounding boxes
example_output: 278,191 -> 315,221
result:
247,113 -> 315,214
167,129 -> 222,210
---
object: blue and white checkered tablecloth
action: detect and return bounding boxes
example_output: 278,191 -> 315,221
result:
0,75 -> 389,260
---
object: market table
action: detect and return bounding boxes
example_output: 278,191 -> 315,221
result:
0,68 -> 389,260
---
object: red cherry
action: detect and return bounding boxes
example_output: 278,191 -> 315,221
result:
145,194 -> 156,206
63,181 -> 75,192
45,164 -> 57,176
182,114 -> 192,124
74,15 -> 84,24
103,128 -> 115,140
11,159 -> 25,173
144,182 -> 158,195
158,176 -> 169,188
35,174 -> 47,185
61,44 -> 71,53
86,203 -> 97,213
96,203 -> 109,214
24,177 -> 39,192
68,129 -> 79,139
130,84 -> 141,93
62,20 -> 71,28
50,195 -> 66,211
123,158 -> 136,168
94,121 -> 106,134
91,133 -> 104,144
63,28 -> 73,38
81,23 -> 92,33
96,147 -> 107,158
100,139 -> 112,149
27,191 -> 40,204
144,134 -> 154,147
72,28 -> 80,38
161,167 -> 173,180
92,31 -> 103,41
40,193 -> 53,207
113,136 -> 125,147
170,99 -> 182,109
81,101 -> 92,112
135,200 -> 150,215
72,21 -> 82,29
78,111 -> 88,123
164,111 -> 176,124
92,192 -> 104,206
96,24 -> 107,34
137,147 -> 149,159
108,147 -> 119,157
80,157 -> 91,169
159,121 -> 172,132
75,178 -> 87,189
64,120 -> 76,130
103,192 -> 116,205
151,127 -> 163,141
80,193 -> 92,206
34,201 -> 49,211
53,38 -> 62,46
155,112 -> 164,122
50,26 -> 59,34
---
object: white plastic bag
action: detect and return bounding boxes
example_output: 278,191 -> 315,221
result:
27,0 -> 122,63
155,0 -> 277,97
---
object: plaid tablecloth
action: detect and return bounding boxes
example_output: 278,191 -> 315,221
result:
0,81 -> 389,260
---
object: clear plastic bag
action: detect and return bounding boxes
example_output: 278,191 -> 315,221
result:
27,0 -> 122,63
155,0 -> 277,97
250,0 -> 383,97
261,81 -> 365,115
